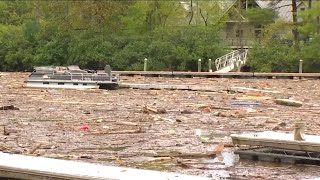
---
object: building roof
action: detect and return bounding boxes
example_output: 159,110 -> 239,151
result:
181,0 -> 305,22
256,0 -> 294,22
226,0 -> 305,22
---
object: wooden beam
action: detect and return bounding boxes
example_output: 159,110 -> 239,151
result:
0,152 -> 210,180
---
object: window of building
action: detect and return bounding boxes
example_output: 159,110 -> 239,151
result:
255,29 -> 262,38
236,29 -> 243,37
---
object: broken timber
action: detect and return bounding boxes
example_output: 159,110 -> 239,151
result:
0,152 -> 211,180
119,83 -> 225,92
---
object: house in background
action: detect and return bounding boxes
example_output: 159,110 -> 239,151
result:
221,0 -> 308,49
181,0 -> 308,49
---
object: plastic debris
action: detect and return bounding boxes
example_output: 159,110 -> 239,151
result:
80,125 -> 90,131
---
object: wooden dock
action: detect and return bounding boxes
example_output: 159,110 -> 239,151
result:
0,152 -> 210,180
114,71 -> 320,79
231,131 -> 320,152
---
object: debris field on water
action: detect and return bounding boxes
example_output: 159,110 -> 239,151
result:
1,72 -> 320,179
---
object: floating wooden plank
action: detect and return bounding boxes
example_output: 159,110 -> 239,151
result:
229,87 -> 280,94
231,131 -> 320,152
119,83 -> 225,92
0,152 -> 210,180
274,99 -> 303,107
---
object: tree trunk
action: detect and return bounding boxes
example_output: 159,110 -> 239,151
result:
308,0 -> 312,9
199,8 -> 208,26
291,0 -> 299,49
188,0 -> 194,25
238,0 -> 243,50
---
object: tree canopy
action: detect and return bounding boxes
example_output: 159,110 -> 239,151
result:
0,0 -> 319,72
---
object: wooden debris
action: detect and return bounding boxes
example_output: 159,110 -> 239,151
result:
265,119 -> 279,123
229,87 -> 280,94
45,154 -> 79,160
115,121 -> 138,126
28,143 -> 42,154
143,106 -> 157,113
85,127 -> 145,136
142,106 -> 166,114
214,111 -> 246,118
244,91 -> 264,96
147,157 -> 174,163
3,126 -> 10,136
153,151 -> 217,158
198,106 -> 211,113
0,145 -> 7,151
159,117 -> 175,123
236,96 -> 272,101
79,155 -> 93,159
210,106 -> 233,110
0,105 -> 20,110
180,109 -> 194,114
274,99 -> 303,107
212,143 -> 224,154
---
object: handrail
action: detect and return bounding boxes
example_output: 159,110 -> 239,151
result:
214,49 -> 248,72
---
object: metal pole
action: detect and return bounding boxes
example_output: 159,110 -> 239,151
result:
299,59 -> 303,73
144,58 -> 148,71
198,59 -> 201,72
208,59 -> 212,72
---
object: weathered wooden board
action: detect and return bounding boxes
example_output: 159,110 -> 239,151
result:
0,152 -> 210,180
231,131 -> 320,152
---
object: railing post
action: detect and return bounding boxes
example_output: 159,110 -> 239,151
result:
198,59 -> 202,72
144,58 -> 148,71
237,60 -> 241,72
208,59 -> 212,72
299,59 -> 303,73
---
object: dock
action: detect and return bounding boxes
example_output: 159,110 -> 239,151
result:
231,131 -> 320,152
231,131 -> 320,165
0,152 -> 210,180
114,71 -> 320,79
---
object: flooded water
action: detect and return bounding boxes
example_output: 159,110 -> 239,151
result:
205,151 -> 239,179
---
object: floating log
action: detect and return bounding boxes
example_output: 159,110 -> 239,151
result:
274,99 -> 303,107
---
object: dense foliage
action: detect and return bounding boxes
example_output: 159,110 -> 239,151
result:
0,1 -> 226,71
247,2 -> 320,72
0,1 -> 319,72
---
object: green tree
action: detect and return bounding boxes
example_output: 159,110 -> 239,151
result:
244,8 -> 277,27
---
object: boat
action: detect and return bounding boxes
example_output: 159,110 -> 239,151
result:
25,65 -> 119,90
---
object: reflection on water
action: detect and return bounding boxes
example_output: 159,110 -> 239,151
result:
203,151 -> 240,179
221,151 -> 238,166
205,151 -> 239,167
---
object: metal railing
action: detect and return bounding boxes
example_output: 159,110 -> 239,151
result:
50,71 -> 115,82
214,49 -> 248,72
